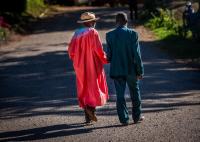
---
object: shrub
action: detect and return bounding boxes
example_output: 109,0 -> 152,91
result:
26,0 -> 47,17
145,8 -> 184,39
146,9 -> 179,30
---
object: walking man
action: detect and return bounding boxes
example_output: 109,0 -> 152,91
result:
106,12 -> 144,125
68,12 -> 109,124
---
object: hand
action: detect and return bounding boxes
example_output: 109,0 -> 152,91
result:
137,75 -> 143,80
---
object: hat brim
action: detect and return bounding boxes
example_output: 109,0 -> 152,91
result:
77,17 -> 100,23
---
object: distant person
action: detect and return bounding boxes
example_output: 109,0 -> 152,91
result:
183,1 -> 194,29
106,12 -> 144,125
182,1 -> 200,39
68,12 -> 109,125
128,0 -> 138,20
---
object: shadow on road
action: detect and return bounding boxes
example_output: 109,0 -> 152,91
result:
0,123 -> 90,141
0,122 -> 128,141
0,40 -> 199,120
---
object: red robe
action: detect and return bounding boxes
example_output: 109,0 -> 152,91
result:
68,27 -> 108,108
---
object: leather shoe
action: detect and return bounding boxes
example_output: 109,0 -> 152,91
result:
134,116 -> 145,124
121,122 -> 129,126
85,106 -> 97,122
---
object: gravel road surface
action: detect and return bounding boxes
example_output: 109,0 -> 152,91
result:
0,7 -> 199,142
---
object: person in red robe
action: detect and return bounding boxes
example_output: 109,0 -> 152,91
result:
68,12 -> 109,124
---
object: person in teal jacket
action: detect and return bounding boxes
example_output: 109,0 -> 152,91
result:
106,12 -> 144,125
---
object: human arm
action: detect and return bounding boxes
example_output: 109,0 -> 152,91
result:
132,32 -> 144,78
105,33 -> 112,63
93,30 -> 108,64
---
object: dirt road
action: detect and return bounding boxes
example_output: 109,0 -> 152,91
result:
0,7 -> 199,142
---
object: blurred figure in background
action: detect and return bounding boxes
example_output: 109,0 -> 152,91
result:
128,0 -> 138,20
183,1 -> 200,40
183,1 -> 194,29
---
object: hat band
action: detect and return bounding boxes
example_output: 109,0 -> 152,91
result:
81,18 -> 96,21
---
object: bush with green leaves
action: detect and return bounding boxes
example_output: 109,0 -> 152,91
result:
145,8 -> 184,39
26,0 -> 47,17
146,8 -> 179,30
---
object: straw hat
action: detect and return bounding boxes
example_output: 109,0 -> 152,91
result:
77,12 -> 99,23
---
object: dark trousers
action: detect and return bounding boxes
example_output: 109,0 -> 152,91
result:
113,75 -> 141,123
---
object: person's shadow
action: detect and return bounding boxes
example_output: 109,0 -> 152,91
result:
0,123 -> 125,141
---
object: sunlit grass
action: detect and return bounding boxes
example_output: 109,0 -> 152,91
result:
153,27 -> 176,40
149,26 -> 200,59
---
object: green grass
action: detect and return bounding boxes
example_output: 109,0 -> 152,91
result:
153,27 -> 176,40
149,26 -> 200,60
0,0 -> 48,37
144,8 -> 200,61
149,27 -> 200,60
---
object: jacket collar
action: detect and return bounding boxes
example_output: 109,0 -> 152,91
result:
117,25 -> 127,29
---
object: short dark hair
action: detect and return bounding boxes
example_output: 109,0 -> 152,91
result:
116,12 -> 128,25
83,21 -> 96,27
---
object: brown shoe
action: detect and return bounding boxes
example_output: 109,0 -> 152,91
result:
85,106 -> 97,122
84,110 -> 92,124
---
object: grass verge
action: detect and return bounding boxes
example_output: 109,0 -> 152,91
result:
143,8 -> 200,63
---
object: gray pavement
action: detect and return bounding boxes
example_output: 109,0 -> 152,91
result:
0,7 -> 200,142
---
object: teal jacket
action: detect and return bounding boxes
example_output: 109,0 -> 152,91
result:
106,26 -> 144,78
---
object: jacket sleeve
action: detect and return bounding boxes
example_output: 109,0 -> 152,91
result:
106,33 -> 112,62
132,32 -> 144,76
93,31 -> 108,64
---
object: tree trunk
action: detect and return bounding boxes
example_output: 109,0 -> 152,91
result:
199,0 -> 200,12
144,0 -> 157,12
